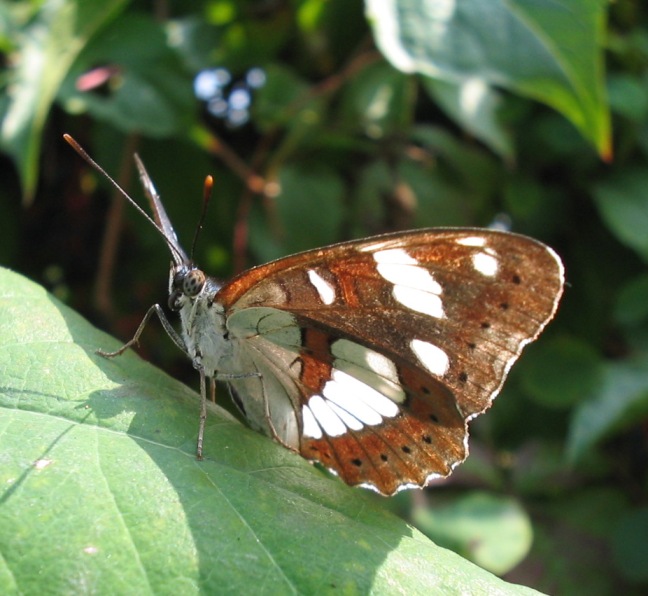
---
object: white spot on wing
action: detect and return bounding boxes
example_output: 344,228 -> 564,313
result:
325,369 -> 400,418
331,339 -> 406,404
393,286 -> 444,318
365,349 -> 399,382
456,236 -> 486,247
307,269 -> 336,305
410,339 -> 450,377
472,252 -> 499,276
373,248 -> 445,318
358,239 -> 399,253
323,375 -> 384,425
373,248 -> 418,264
302,404 -> 322,439
304,363 -> 406,439
376,263 -> 442,294
308,395 -> 346,437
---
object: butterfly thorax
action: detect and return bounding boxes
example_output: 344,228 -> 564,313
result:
168,265 -> 231,376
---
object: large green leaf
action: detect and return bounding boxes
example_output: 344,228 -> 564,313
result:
0,0 -> 128,203
366,0 -> 610,157
0,268 -> 542,594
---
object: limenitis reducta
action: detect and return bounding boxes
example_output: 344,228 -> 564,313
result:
65,135 -> 564,495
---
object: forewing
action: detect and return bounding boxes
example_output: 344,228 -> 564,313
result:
218,228 -> 564,418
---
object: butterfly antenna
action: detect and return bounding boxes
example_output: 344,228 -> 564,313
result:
190,175 -> 214,262
63,134 -> 186,265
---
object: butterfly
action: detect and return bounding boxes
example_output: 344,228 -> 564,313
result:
64,134 -> 564,496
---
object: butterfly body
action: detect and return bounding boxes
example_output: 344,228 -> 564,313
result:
173,272 -> 229,376
64,134 -> 564,496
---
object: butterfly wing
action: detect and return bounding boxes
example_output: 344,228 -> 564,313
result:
216,228 -> 564,494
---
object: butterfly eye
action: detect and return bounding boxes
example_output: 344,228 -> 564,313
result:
183,269 -> 206,297
168,289 -> 183,311
172,268 -> 187,289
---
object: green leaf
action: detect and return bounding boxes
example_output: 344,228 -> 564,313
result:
421,77 -> 514,161
567,355 -> 648,463
0,0 -> 128,203
612,507 -> 648,583
593,168 -> 648,262
366,0 -> 611,157
0,268 -> 541,594
412,492 -> 533,576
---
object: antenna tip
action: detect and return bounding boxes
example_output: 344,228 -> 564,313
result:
63,134 -> 87,158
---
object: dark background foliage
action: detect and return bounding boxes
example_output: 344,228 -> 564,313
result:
1,0 -> 647,593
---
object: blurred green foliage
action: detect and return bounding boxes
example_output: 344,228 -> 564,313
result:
1,0 -> 647,594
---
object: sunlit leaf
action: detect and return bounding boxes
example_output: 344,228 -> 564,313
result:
366,0 -> 610,157
0,268 -> 541,594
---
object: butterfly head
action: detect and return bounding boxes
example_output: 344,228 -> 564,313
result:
167,264 -> 207,311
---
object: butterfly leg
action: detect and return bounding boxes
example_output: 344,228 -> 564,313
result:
196,372 -> 260,458
196,368 -> 209,459
264,406 -> 298,453
96,304 -> 189,358
258,377 -> 299,454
